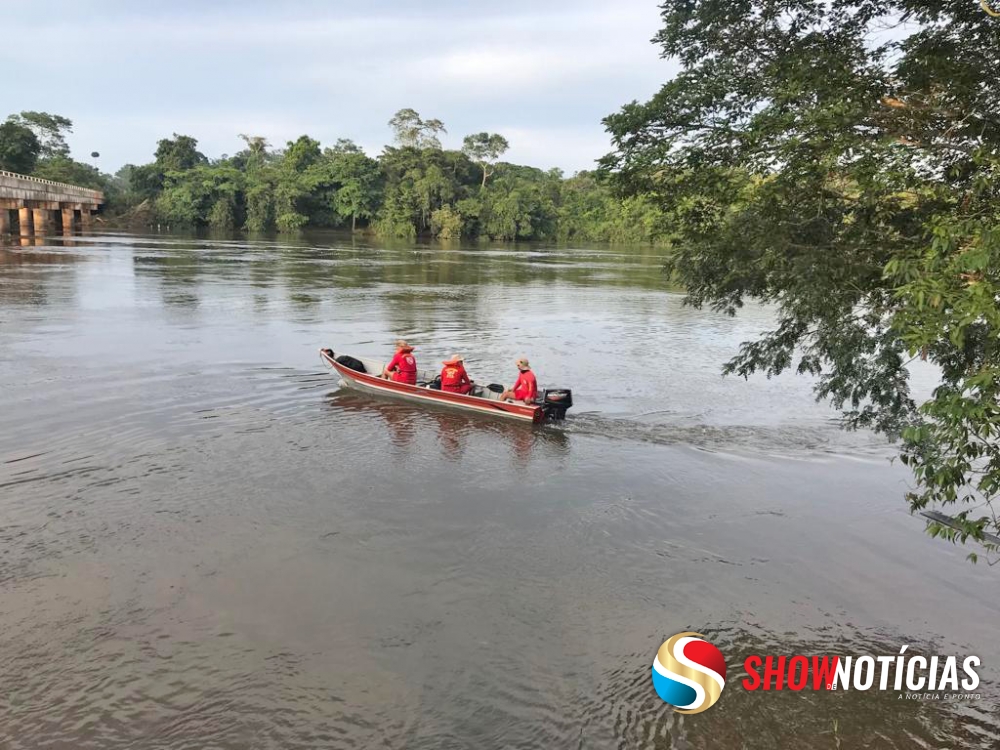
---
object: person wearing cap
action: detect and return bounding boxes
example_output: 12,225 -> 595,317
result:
440,354 -> 473,394
383,339 -> 417,385
500,358 -> 537,404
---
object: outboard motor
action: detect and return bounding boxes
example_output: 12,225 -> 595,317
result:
540,389 -> 573,421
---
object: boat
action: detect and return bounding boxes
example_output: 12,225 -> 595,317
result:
320,348 -> 572,424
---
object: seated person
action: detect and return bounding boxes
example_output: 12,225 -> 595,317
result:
440,354 -> 474,394
382,339 -> 417,384
500,357 -> 537,404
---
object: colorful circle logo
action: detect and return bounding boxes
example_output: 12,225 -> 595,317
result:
652,632 -> 727,714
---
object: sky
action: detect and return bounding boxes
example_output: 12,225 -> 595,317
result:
2,0 -> 675,175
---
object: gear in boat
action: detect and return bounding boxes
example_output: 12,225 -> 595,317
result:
319,348 -> 572,423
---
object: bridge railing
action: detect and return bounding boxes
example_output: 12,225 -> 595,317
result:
0,169 -> 104,203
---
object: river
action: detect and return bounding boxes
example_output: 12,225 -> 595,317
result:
1,233 -> 997,749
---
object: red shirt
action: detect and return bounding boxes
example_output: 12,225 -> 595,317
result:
513,369 -> 537,402
441,363 -> 472,393
386,350 -> 417,384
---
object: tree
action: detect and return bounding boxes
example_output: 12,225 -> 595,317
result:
328,145 -> 382,231
154,134 -> 206,172
237,134 -> 270,171
32,156 -> 105,190
430,205 -> 464,239
329,138 -> 362,155
274,135 -> 324,231
557,171 -> 663,244
388,108 -> 447,149
235,135 -> 274,230
0,119 -> 41,173
123,163 -> 165,204
44,107 -> 662,241
239,134 -> 269,156
601,0 -> 1000,556
478,167 -> 558,241
9,111 -> 72,158
462,132 -> 510,188
154,164 -> 244,229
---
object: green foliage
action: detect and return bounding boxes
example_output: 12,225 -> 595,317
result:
236,135 -> 275,231
558,172 -> 665,244
275,210 -> 309,231
0,110 -> 118,202
601,0 -> 1000,552
327,142 -> 381,231
478,166 -> 558,241
0,108 -> 668,244
208,195 -> 236,230
462,132 -> 510,187
155,164 -> 243,229
430,204 -> 464,239
389,108 -> 447,149
273,135 -> 326,232
155,134 -> 207,172
244,177 -> 275,232
110,134 -> 209,216
119,163 -> 163,204
375,146 -> 472,235
0,119 -> 41,173
10,111 -> 72,158
32,156 -> 105,190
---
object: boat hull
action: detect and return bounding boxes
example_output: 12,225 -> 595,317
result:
321,349 -> 544,424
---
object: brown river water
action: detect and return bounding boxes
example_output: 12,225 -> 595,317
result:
1,233 -> 997,749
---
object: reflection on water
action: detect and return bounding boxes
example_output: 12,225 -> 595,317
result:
327,390 -> 570,465
1,231 -> 997,749
0,247 -> 83,308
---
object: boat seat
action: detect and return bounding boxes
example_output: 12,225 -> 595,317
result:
473,385 -> 504,401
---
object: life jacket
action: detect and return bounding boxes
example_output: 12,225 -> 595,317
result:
513,369 -> 537,401
391,349 -> 417,384
441,364 -> 469,391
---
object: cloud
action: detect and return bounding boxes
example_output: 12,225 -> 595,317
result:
1,0 -> 673,173
491,126 -> 616,173
71,112 -> 319,167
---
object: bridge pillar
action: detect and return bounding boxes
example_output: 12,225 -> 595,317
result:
0,209 -> 9,235
61,207 -> 76,234
32,208 -> 52,236
80,207 -> 94,231
18,207 -> 33,238
0,173 -> 104,234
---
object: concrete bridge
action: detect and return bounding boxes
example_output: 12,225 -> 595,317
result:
0,170 -> 104,237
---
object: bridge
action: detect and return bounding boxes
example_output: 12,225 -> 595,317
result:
0,170 -> 104,237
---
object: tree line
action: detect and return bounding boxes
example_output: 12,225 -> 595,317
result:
0,108 -> 664,243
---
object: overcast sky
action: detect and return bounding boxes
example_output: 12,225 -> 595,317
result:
2,0 -> 675,174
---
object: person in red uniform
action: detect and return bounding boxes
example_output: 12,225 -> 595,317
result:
440,354 -> 473,394
500,357 -> 537,403
382,339 -> 417,385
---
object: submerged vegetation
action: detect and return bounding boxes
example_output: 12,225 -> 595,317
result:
0,108 -> 664,244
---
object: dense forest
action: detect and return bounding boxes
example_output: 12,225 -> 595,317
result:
0,108 -> 664,243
